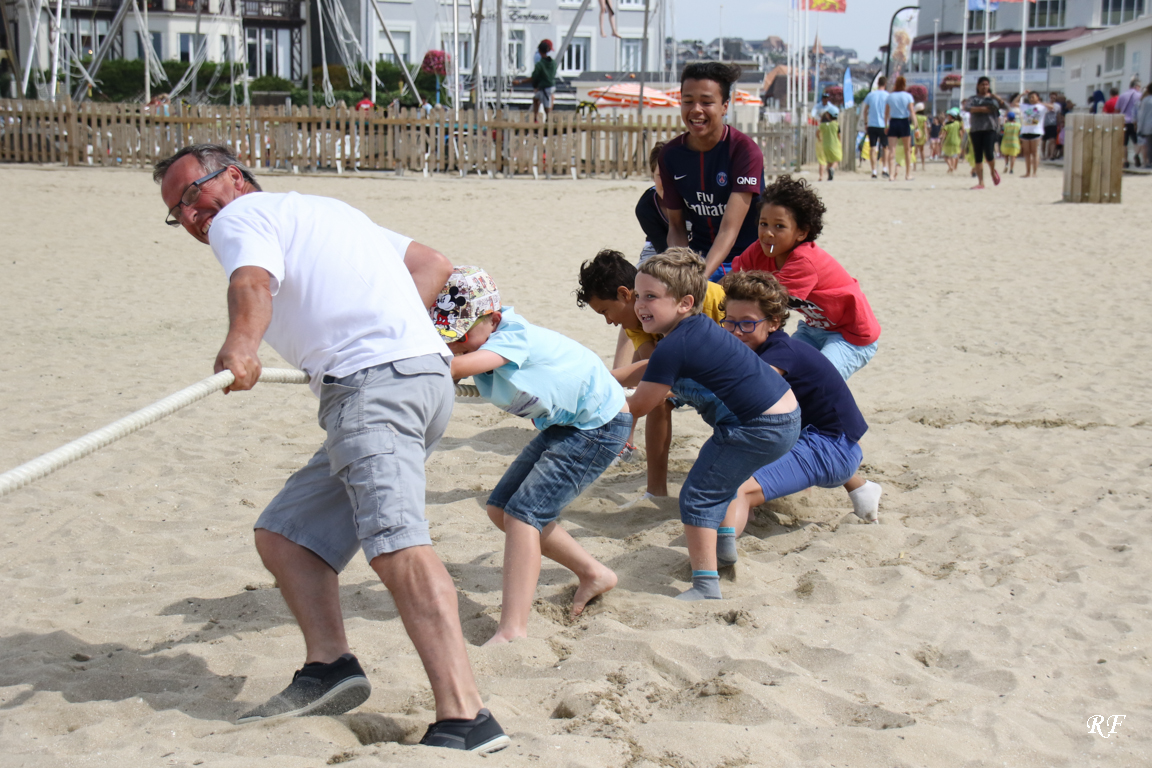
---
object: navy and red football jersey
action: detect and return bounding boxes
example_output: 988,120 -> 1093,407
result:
658,126 -> 764,265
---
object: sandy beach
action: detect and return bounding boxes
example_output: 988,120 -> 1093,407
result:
1,160 -> 1149,767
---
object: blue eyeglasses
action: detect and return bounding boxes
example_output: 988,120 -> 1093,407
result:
720,317 -> 770,334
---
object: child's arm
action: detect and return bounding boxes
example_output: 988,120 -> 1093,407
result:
450,351 -> 509,382
611,339 -> 655,386
612,327 -> 634,369
626,381 -> 672,419
611,358 -> 649,388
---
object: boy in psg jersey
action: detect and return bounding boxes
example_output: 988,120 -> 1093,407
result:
625,248 -> 799,601
659,62 -> 764,282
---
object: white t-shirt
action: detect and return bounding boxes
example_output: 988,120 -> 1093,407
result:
209,192 -> 448,396
1019,103 -> 1047,136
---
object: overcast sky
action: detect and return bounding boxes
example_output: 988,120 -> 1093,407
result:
666,0 -> 918,62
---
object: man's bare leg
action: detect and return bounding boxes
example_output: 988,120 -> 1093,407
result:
255,529 -> 350,664
370,546 -> 484,722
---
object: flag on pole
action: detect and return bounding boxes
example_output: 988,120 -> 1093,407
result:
811,0 -> 846,11
843,66 -> 854,107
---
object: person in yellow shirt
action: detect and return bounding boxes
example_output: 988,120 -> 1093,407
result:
914,103 -> 929,172
816,111 -> 843,181
576,249 -> 726,503
1000,110 -> 1021,174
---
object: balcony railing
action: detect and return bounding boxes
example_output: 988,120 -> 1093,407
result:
64,0 -> 299,16
68,0 -> 128,11
242,0 -> 302,20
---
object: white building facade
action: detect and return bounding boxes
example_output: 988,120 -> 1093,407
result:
3,0 -> 304,97
899,0 -> 1146,110
1052,12 -> 1152,102
5,0 -> 665,99
350,0 -> 664,82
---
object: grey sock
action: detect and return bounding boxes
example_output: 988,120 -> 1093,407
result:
676,570 -> 721,601
716,528 -> 738,567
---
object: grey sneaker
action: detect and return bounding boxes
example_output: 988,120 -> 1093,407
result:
418,708 -> 511,753
236,653 -> 371,724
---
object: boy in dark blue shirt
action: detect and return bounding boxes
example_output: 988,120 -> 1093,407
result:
716,271 -> 883,565
625,248 -> 800,600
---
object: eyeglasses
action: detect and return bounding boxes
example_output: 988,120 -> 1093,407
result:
165,167 -> 228,226
720,317 -> 770,334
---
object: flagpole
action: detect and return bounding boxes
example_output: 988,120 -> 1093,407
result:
787,4 -> 794,121
814,15 -> 820,104
983,0 -> 990,80
802,0 -> 809,119
960,6 -> 969,105
932,17 -> 939,112
1019,0 -> 1027,97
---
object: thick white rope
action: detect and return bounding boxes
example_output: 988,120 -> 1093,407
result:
0,370 -> 483,498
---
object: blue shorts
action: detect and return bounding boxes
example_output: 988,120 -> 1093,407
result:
752,426 -> 862,500
708,262 -> 734,283
680,410 -> 801,529
488,413 -> 632,531
669,377 -> 738,429
792,323 -> 878,381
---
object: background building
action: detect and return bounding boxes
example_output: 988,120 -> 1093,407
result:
1052,12 -> 1151,102
3,0 -> 661,101
899,0 -> 1146,111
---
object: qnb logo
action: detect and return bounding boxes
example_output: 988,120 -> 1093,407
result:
737,176 -> 759,186
1087,714 -> 1126,738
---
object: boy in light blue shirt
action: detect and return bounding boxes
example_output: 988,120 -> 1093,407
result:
432,267 -> 631,645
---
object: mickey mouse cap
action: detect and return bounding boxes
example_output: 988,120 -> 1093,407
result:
430,266 -> 501,342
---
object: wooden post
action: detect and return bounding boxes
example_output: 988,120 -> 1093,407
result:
1064,113 -> 1123,204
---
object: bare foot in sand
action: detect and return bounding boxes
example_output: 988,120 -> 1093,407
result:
482,628 -> 526,647
572,565 -> 617,617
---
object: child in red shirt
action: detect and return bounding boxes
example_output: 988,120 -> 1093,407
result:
730,175 -> 880,379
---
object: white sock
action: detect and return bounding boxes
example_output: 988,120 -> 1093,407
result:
849,481 -> 882,524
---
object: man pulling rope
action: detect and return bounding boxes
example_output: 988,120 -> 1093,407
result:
154,144 -> 509,752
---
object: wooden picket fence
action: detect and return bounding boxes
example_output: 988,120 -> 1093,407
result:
0,98 -> 813,179
1062,113 -> 1124,204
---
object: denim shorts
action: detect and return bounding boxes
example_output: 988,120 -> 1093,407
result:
669,377 -> 738,429
255,354 -> 454,572
752,425 -> 862,500
487,412 -> 632,531
680,409 -> 801,529
792,323 -> 878,381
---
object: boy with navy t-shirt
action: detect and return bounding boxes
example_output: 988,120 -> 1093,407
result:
716,270 -> 883,566
433,267 -> 631,644
625,248 -> 800,601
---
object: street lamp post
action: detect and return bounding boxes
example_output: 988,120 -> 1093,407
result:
932,17 -> 939,112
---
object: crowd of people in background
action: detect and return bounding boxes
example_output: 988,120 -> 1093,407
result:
841,73 -> 1152,188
